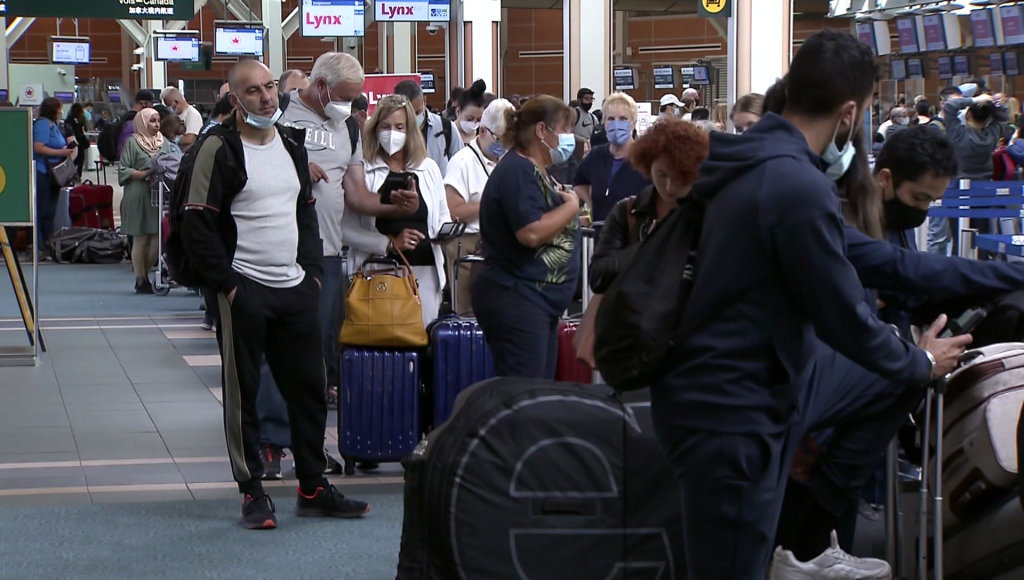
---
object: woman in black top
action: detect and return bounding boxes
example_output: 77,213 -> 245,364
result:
65,103 -> 89,178
589,118 -> 708,294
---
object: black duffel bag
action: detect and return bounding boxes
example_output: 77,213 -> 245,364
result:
48,227 -> 125,264
396,378 -> 684,580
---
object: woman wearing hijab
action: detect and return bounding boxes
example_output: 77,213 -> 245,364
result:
119,108 -> 172,294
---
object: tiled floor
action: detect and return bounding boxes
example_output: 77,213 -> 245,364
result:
0,313 -> 402,506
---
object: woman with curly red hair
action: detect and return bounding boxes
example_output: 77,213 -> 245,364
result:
588,118 -> 709,293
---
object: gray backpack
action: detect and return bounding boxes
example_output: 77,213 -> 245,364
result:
150,149 -> 183,193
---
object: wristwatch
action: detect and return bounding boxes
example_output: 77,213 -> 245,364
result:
924,350 -> 938,380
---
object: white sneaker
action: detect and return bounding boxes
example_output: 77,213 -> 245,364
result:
769,531 -> 891,580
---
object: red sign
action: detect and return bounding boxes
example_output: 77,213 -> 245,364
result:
363,73 -> 422,115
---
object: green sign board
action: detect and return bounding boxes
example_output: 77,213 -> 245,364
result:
1,0 -> 192,20
0,109 -> 33,225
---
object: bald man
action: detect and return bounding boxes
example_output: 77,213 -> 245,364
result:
160,86 -> 203,149
279,69 -> 309,94
179,59 -> 370,529
218,81 -> 230,100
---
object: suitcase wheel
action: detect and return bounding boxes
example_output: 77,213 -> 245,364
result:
342,455 -> 356,476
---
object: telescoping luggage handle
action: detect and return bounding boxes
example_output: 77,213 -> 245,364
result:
580,227 -> 597,311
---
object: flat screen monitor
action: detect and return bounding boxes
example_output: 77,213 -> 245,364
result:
53,91 -> 74,103
155,36 -> 200,62
653,66 -> 674,90
109,92 -> 122,103
921,14 -> 947,51
991,52 -> 1005,75
907,57 -> 924,78
0,90 -> 8,102
856,22 -> 878,55
971,8 -> 996,48
937,56 -> 953,79
301,0 -> 365,37
374,0 -> 450,22
1006,51 -> 1021,75
896,17 -> 920,54
419,72 -> 435,94
51,38 -> 90,64
613,67 -> 636,91
681,65 -> 711,86
214,23 -> 264,57
953,54 -> 971,76
1001,5 -> 1024,45
891,58 -> 907,81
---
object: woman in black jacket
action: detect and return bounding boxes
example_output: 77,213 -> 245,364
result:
589,118 -> 709,294
65,103 -> 89,178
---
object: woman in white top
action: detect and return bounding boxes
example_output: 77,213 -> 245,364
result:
343,94 -> 451,327
443,98 -> 514,314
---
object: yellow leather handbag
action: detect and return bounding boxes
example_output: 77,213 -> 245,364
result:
340,244 -> 429,348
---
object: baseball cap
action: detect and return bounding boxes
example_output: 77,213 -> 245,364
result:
660,94 -> 683,107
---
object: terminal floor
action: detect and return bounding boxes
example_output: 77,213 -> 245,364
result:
0,259 -> 404,578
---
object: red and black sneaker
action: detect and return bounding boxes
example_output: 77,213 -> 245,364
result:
241,493 -> 277,530
259,444 -> 285,480
295,484 -> 370,519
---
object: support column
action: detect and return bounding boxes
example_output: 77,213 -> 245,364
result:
392,22 -> 414,74
462,0 -> 500,90
734,0 -> 791,97
263,0 -> 284,77
0,18 -> 9,91
145,20 -> 167,91
565,0 -> 611,106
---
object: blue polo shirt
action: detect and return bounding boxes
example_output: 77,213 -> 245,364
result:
32,118 -> 67,174
573,144 -> 651,222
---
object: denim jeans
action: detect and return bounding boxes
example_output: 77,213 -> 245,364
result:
35,171 -> 56,249
926,216 -> 951,256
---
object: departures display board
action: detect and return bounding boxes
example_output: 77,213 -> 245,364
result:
0,0 -> 191,20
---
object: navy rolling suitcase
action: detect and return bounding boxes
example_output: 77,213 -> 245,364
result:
339,348 -> 422,475
429,318 -> 495,428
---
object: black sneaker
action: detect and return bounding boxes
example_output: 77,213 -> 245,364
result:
241,493 -> 277,530
260,445 -> 285,480
295,484 -> 370,519
135,279 -> 154,294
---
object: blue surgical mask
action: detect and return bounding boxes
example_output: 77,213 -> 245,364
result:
821,106 -> 857,181
606,120 -> 632,146
416,111 -> 426,127
485,140 -> 506,158
235,96 -> 282,130
547,130 -> 577,165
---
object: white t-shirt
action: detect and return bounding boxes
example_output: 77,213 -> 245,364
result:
231,131 -> 305,288
281,90 -> 363,257
179,105 -> 203,136
442,139 -> 494,234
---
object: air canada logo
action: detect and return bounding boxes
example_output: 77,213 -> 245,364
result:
232,37 -> 240,45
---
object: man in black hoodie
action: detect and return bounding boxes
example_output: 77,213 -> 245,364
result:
652,30 -> 972,579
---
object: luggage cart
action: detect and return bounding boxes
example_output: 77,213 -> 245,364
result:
150,180 -> 179,296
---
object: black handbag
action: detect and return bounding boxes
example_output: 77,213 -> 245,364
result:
46,157 -> 76,189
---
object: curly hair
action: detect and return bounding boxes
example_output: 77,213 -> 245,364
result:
629,118 -> 709,185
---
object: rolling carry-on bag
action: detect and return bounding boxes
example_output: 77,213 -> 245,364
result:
940,343 -> 1024,527
69,180 -> 115,230
555,319 -> 593,383
396,378 -> 683,580
428,318 -> 494,428
338,348 -> 422,475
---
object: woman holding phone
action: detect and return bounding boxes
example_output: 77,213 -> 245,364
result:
344,94 -> 451,326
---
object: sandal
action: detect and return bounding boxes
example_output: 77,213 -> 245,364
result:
326,386 -> 339,410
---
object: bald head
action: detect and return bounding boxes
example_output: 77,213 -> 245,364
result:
161,87 -> 187,115
279,69 -> 309,94
682,87 -> 699,103
218,82 -> 230,100
228,60 -> 279,123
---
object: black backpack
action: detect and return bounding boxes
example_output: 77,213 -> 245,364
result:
594,191 -> 704,390
440,116 -> 454,158
164,130 -> 220,289
97,111 -> 135,162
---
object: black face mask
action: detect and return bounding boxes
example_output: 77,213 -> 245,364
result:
884,194 -> 929,231
580,102 -> 592,112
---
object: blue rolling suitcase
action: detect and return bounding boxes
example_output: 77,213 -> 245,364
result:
339,348 -> 422,475
429,318 -> 496,428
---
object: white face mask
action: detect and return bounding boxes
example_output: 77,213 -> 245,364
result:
460,119 -> 480,134
821,106 -> 857,182
379,130 -> 406,156
318,86 -> 352,123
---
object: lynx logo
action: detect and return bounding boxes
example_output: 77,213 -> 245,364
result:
306,12 -> 347,30
380,3 -> 415,19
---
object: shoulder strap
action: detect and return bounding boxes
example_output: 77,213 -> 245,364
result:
575,107 -> 581,125
441,116 -> 453,156
625,196 -> 637,241
468,143 -> 492,177
345,117 -> 359,155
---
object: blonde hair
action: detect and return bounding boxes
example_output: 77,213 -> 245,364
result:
602,92 -> 638,124
1009,97 -> 1021,122
363,94 -> 428,167
713,103 -> 728,128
